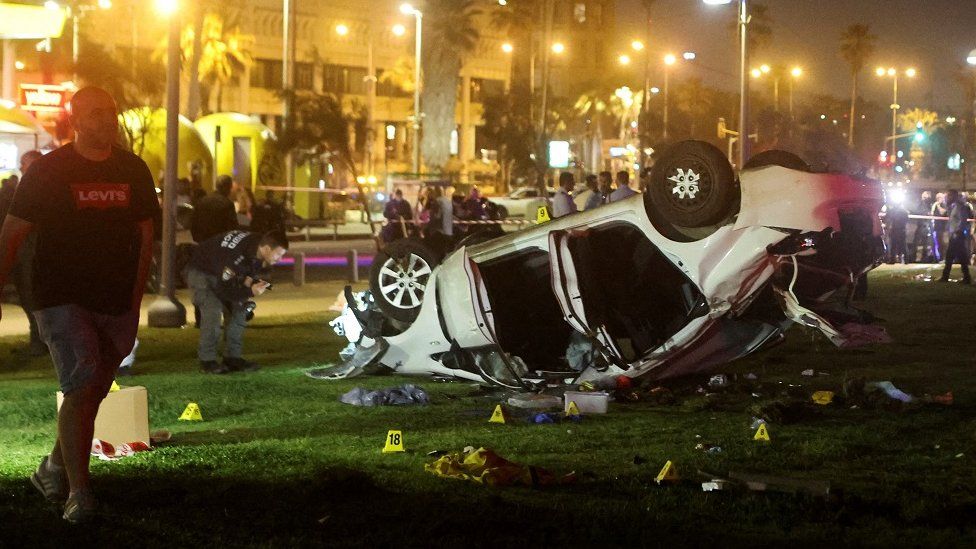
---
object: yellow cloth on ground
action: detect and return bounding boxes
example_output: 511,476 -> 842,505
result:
424,447 -> 571,487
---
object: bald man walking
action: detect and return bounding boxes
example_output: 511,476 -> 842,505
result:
0,87 -> 159,523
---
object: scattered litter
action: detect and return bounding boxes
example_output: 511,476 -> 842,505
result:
695,443 -> 723,454
926,391 -> 953,406
811,391 -> 835,405
750,417 -> 767,430
702,480 -> 729,492
728,471 -> 830,498
507,393 -> 562,410
382,430 -> 405,453
956,453 -> 964,459
708,374 -> 729,388
529,412 -> 582,424
866,381 -> 913,403
744,373 -> 758,380
424,447 -> 576,486
801,369 -> 814,377
317,515 -> 331,525
340,385 -> 429,406
427,450 -> 447,457
91,439 -> 151,461
149,429 -> 172,444
655,460 -> 680,485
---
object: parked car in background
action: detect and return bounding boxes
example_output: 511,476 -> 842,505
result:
490,186 -> 556,219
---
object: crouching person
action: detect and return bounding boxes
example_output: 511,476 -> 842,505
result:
186,230 -> 288,374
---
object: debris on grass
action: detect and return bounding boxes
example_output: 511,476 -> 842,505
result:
507,393 -> 562,410
865,381 -> 913,403
728,471 -> 831,498
425,447 -> 576,486
339,384 -> 429,406
811,390 -> 835,405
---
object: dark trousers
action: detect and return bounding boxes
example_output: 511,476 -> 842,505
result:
942,234 -> 971,281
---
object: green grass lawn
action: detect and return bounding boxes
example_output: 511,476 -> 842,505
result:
1,269 -> 974,547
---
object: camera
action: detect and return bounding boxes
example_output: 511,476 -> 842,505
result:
244,300 -> 257,322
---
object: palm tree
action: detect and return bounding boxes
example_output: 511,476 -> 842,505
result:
420,0 -> 482,171
840,24 -> 876,147
194,15 -> 252,114
185,1 -> 239,119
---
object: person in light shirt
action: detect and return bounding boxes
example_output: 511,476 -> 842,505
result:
609,170 -> 638,202
551,171 -> 577,218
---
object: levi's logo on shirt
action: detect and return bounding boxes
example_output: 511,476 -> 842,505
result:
71,183 -> 131,210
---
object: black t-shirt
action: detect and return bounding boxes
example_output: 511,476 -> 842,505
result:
191,193 -> 237,243
9,144 -> 161,315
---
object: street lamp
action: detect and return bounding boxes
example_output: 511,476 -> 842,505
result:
968,49 -> 976,66
751,63 -> 780,111
661,52 -> 694,139
147,0 -> 186,328
876,66 -> 916,160
703,0 -> 749,168
400,3 -> 423,174
618,54 -> 631,66
551,41 -> 565,54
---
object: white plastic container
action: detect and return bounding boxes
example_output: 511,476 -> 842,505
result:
564,391 -> 609,414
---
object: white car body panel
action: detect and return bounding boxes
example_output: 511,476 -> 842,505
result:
339,165 -> 884,386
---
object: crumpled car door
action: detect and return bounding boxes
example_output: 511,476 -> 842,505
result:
548,229 -> 626,363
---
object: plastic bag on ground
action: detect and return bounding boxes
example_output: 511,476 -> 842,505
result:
339,384 -> 430,406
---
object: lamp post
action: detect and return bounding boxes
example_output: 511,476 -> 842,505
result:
400,3 -> 422,175
789,66 -> 802,119
704,0 -> 749,168
147,0 -> 186,328
876,66 -> 916,160
67,0 -> 113,81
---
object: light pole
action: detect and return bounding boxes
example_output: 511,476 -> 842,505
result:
876,66 -> 916,160
147,0 -> 186,328
789,66 -> 802,119
663,53 -> 675,139
704,0 -> 749,168
67,0 -> 113,81
400,3 -> 422,175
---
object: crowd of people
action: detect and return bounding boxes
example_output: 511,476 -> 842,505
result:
882,189 -> 974,283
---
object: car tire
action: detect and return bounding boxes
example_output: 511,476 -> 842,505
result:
647,140 -> 738,228
743,149 -> 811,172
497,206 -> 509,219
369,238 -> 438,323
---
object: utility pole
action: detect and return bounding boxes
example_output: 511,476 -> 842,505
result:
282,0 -> 295,201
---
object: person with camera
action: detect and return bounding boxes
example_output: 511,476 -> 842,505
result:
186,229 -> 289,374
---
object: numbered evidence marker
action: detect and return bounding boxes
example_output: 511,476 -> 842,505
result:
655,460 -> 679,484
382,430 -> 405,453
179,403 -> 203,421
536,205 -> 551,223
489,404 -> 507,424
109,380 -> 121,393
753,423 -> 770,442
565,401 -> 581,417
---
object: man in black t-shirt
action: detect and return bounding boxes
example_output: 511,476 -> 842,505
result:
0,87 -> 159,524
186,229 -> 288,374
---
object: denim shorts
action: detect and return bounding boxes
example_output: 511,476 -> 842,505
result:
34,304 -> 139,394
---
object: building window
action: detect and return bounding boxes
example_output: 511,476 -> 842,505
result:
295,62 -> 314,90
250,58 -> 283,89
323,64 -> 368,95
574,3 -> 586,23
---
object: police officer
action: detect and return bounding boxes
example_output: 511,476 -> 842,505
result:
186,230 -> 289,373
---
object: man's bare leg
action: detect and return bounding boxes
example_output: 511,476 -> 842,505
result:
53,366 -> 113,493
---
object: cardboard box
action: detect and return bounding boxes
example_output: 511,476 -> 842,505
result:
56,386 -> 150,446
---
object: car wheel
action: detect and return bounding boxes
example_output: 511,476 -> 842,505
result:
369,239 -> 437,323
647,140 -> 738,228
497,206 -> 509,219
743,150 -> 811,171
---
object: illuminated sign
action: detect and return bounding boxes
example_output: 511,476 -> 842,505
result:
19,84 -> 67,113
548,140 -> 570,168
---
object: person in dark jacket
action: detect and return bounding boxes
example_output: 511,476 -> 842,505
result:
185,230 -> 288,373
190,175 -> 238,243
380,189 -> 413,243
250,190 -> 287,234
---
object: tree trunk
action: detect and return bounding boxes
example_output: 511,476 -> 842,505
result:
420,48 -> 461,171
186,8 -> 205,120
848,73 -> 857,147
200,81 -> 214,116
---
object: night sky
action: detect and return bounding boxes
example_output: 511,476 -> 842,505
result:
616,0 -> 976,113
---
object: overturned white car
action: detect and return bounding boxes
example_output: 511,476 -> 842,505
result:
316,141 -> 886,389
